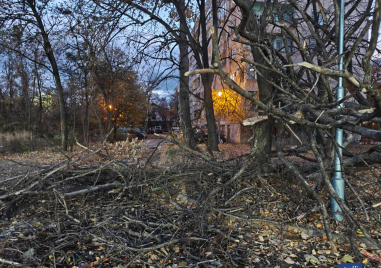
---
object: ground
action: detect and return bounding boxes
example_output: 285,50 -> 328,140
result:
0,136 -> 381,268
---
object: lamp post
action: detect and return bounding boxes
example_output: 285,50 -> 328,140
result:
331,0 -> 345,221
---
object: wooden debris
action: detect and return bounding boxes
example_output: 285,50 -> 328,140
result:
243,115 -> 268,126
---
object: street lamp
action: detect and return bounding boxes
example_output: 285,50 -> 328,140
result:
331,0 -> 345,221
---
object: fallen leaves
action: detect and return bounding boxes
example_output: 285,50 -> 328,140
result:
283,256 -> 295,264
304,254 -> 320,265
341,254 -> 354,263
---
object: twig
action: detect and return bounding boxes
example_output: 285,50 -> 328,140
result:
0,257 -> 23,266
257,174 -> 280,196
63,182 -> 152,197
225,186 -> 255,205
154,133 -> 214,162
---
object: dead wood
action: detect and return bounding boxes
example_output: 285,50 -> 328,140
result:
1,139 -> 380,267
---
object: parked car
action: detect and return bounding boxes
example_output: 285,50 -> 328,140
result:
136,130 -> 147,140
147,127 -> 155,134
154,126 -> 163,134
194,128 -> 227,144
118,127 -> 129,137
169,127 -> 181,135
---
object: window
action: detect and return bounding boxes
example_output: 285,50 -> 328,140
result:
221,50 -> 227,66
229,0 -> 235,10
218,2 -> 227,23
230,19 -> 236,34
311,10 -> 324,25
283,12 -> 290,22
254,11 -> 262,21
283,10 -> 294,22
287,39 -> 294,52
247,67 -> 256,79
310,39 -> 317,49
231,47 -> 236,58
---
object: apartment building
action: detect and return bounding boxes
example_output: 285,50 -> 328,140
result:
186,0 -> 369,143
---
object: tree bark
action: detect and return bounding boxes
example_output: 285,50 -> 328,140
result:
249,31 -> 274,166
178,0 -> 197,149
201,0 -> 218,151
83,70 -> 89,146
28,0 -> 68,150
202,74 -> 219,151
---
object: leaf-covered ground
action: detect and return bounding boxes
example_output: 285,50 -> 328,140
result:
0,138 -> 381,267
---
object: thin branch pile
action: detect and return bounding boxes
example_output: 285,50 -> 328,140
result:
0,140 -> 381,267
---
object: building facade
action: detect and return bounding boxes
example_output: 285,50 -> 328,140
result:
185,0 -> 369,144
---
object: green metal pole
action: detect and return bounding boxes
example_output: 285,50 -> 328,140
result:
331,0 -> 345,221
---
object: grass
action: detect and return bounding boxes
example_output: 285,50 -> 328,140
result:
1,130 -> 34,143
0,130 -> 48,153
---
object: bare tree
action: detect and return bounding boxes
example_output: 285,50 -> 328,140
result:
185,0 -> 381,248
0,0 -> 69,149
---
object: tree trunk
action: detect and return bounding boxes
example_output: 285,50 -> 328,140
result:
37,74 -> 43,129
178,0 -> 197,149
201,0 -> 218,151
239,5 -> 275,166
71,100 -> 76,152
202,74 -> 219,151
83,71 -> 89,146
28,0 -> 68,150
251,46 -> 274,167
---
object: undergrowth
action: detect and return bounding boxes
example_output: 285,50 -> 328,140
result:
0,130 -> 48,153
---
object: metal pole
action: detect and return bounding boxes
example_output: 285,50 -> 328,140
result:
331,0 -> 345,221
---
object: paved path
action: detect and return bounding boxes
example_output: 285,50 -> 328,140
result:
144,136 -> 172,149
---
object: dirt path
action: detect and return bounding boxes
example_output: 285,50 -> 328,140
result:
0,160 -> 49,182
0,137 -> 172,182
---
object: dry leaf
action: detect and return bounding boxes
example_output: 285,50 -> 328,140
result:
284,257 -> 295,264
301,233 -> 309,240
341,254 -> 354,263
305,254 -> 320,264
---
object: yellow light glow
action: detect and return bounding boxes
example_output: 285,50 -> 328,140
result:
109,105 -> 112,109
218,92 -> 222,96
